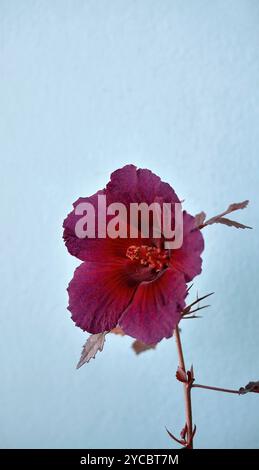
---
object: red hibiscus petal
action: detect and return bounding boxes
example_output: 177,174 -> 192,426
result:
68,261 -> 138,333
119,269 -> 187,344
171,211 -> 204,282
63,190 -> 104,261
106,165 -> 180,206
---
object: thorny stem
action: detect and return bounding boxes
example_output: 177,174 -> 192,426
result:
193,384 -> 240,395
174,326 -> 194,449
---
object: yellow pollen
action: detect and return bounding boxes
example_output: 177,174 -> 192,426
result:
126,245 -> 169,272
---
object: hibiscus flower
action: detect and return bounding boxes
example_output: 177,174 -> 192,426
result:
63,165 -> 204,344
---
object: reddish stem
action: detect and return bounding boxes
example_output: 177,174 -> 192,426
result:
193,383 -> 240,395
174,326 -> 194,448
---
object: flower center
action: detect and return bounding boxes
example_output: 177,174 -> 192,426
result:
126,245 -> 170,272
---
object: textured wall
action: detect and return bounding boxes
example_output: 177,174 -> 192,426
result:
0,0 -> 259,448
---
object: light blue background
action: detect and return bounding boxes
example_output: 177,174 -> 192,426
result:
0,0 -> 258,449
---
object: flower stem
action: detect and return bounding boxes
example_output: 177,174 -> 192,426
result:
174,326 -> 194,449
193,384 -> 240,394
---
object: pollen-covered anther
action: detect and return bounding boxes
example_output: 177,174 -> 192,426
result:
126,245 -> 169,272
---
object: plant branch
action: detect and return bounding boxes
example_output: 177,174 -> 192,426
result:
193,383 -> 240,395
174,326 -> 194,449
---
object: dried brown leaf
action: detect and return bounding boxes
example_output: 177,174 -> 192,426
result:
204,200 -> 250,228
132,340 -> 157,355
195,211 -> 206,227
239,381 -> 259,395
214,217 -> 252,230
227,200 -> 249,212
76,332 -> 107,369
